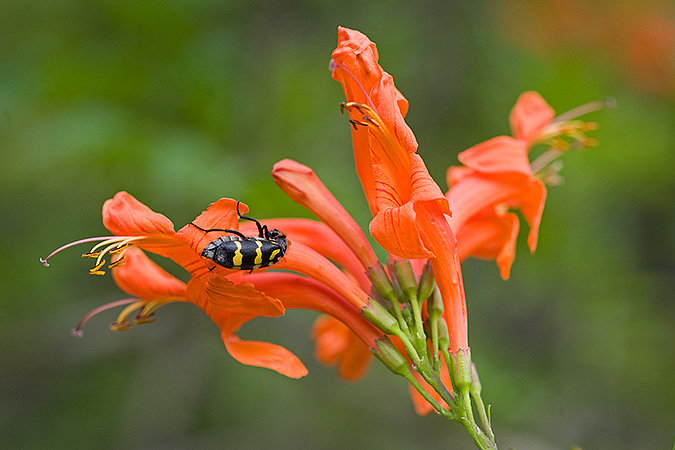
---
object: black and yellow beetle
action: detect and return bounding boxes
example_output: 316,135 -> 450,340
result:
190,202 -> 287,271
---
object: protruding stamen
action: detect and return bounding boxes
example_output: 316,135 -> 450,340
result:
110,320 -> 132,332
71,298 -> 139,337
349,118 -> 368,130
550,97 -> 616,125
107,259 -> 126,270
40,236 -> 121,267
330,60 -> 378,113
531,98 -> 611,158
42,235 -> 148,275
341,102 -> 410,176
89,259 -> 107,276
135,299 -> 173,324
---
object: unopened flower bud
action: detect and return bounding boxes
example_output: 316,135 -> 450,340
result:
427,286 -> 444,320
417,261 -> 436,303
393,259 -> 417,302
449,348 -> 473,392
470,362 -> 482,396
361,298 -> 400,335
437,316 -> 449,350
367,262 -> 395,302
370,337 -> 409,376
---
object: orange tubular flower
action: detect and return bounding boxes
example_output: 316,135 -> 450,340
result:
312,315 -> 373,381
43,191 -> 384,379
446,91 -> 601,279
330,26 -> 469,351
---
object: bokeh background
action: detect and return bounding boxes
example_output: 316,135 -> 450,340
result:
2,1 -> 673,449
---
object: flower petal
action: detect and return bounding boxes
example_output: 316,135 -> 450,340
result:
111,247 -> 187,299
103,191 -> 176,236
414,200 -> 468,351
446,172 -> 531,231
447,173 -> 546,257
509,91 -> 555,142
205,270 -> 285,317
331,27 -> 418,211
370,154 -> 448,259
240,218 -> 371,290
455,210 -> 520,280
102,191 -> 205,277
185,276 -> 306,378
272,159 -> 378,269
517,178 -> 547,252
312,315 -> 372,381
457,136 -> 532,176
223,332 -> 309,379
331,27 -> 416,153
176,197 -> 241,254
244,272 -> 382,348
274,241 -> 371,310
370,202 -> 433,259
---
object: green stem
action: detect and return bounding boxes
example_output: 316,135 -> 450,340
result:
408,293 -> 428,350
473,396 -> 493,442
439,347 -> 498,450
430,319 -> 440,370
390,297 -> 411,335
400,369 -> 453,419
391,328 -> 422,368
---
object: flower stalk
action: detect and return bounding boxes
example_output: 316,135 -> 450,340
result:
363,259 -> 497,449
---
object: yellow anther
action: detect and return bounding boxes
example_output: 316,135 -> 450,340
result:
109,243 -> 131,254
108,258 -> 127,269
89,260 -> 107,276
551,137 -> 569,151
110,320 -> 132,332
134,314 -> 155,325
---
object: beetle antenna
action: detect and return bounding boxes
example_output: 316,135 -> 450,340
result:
188,223 -> 247,239
235,201 -> 265,237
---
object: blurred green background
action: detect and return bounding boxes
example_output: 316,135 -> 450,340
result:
1,1 -> 673,449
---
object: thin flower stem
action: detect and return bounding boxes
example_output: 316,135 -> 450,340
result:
472,393 -> 494,442
391,328 -> 422,367
408,293 -> 428,351
390,297 -> 412,336
440,346 -> 455,389
430,319 -> 440,370
461,389 -> 480,436
400,369 -> 453,419
439,347 -> 498,450
421,369 -> 456,410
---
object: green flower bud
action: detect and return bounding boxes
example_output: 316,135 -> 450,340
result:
370,337 -> 409,376
427,286 -> 444,320
360,298 -> 400,335
417,261 -> 436,303
393,259 -> 417,302
449,348 -> 473,392
367,262 -> 395,302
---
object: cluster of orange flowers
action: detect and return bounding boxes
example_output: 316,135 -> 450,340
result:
43,27 -> 600,445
